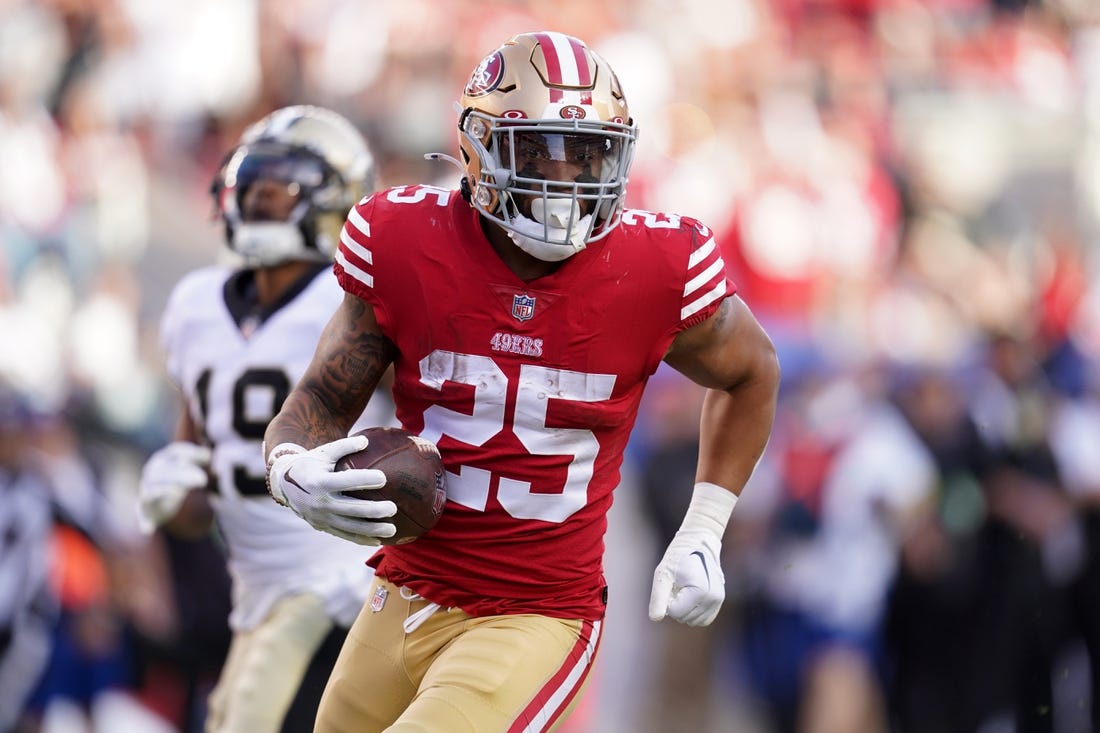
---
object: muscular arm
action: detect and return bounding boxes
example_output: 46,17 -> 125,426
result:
264,293 -> 397,458
663,295 -> 780,496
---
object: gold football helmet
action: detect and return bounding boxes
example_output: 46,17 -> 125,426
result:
456,32 -> 637,261
211,105 -> 375,266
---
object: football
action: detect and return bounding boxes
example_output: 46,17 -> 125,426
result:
336,427 -> 447,545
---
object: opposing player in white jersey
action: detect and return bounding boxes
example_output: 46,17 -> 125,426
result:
137,105 -> 390,733
264,32 -> 780,733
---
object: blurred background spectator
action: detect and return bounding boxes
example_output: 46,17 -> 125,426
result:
3,0 -> 1100,731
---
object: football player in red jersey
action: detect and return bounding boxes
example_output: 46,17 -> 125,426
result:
263,31 -> 780,733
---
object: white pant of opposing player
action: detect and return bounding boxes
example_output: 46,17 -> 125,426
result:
206,592 -> 334,733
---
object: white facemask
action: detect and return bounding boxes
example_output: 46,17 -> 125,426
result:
506,198 -> 591,262
232,222 -> 321,266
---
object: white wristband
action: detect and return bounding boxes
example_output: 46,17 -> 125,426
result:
679,482 -> 738,537
265,442 -> 307,505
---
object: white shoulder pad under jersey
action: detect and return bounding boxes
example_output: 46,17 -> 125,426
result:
160,265 -> 383,631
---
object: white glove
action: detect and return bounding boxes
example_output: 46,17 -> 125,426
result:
137,441 -> 213,534
265,436 -> 397,546
649,482 -> 737,627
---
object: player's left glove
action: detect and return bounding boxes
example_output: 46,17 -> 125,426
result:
648,482 -> 738,627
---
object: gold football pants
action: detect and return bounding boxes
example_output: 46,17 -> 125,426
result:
316,578 -> 601,733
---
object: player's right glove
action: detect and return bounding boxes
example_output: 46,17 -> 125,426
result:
265,436 -> 397,546
649,482 -> 738,627
137,441 -> 213,534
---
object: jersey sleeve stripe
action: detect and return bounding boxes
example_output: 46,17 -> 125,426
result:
687,234 -> 717,269
342,208 -> 373,254
335,249 -> 373,289
681,280 -> 727,321
347,206 -> 371,240
339,226 -> 373,265
684,258 -> 724,299
680,226 -> 729,322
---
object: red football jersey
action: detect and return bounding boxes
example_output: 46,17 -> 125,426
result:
334,185 -> 734,620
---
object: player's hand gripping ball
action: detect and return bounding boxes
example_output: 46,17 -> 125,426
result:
336,427 -> 447,545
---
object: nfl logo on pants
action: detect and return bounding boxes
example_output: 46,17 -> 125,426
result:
370,586 -> 388,613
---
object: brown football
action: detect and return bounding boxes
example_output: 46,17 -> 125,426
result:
335,427 -> 447,545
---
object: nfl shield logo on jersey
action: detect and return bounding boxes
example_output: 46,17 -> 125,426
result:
512,293 -> 536,322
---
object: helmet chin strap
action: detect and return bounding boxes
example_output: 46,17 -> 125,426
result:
506,199 -> 591,262
232,222 -> 322,266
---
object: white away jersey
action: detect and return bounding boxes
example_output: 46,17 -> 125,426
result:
160,265 -> 385,631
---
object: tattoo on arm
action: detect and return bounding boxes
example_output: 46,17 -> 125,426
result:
704,296 -> 732,335
271,296 -> 396,447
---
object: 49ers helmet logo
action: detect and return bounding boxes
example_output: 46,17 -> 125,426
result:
464,51 -> 505,98
559,105 -> 587,120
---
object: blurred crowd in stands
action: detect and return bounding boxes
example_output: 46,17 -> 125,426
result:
3,0 -> 1100,731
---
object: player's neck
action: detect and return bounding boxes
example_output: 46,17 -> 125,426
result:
482,221 -> 562,282
253,260 -> 318,307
